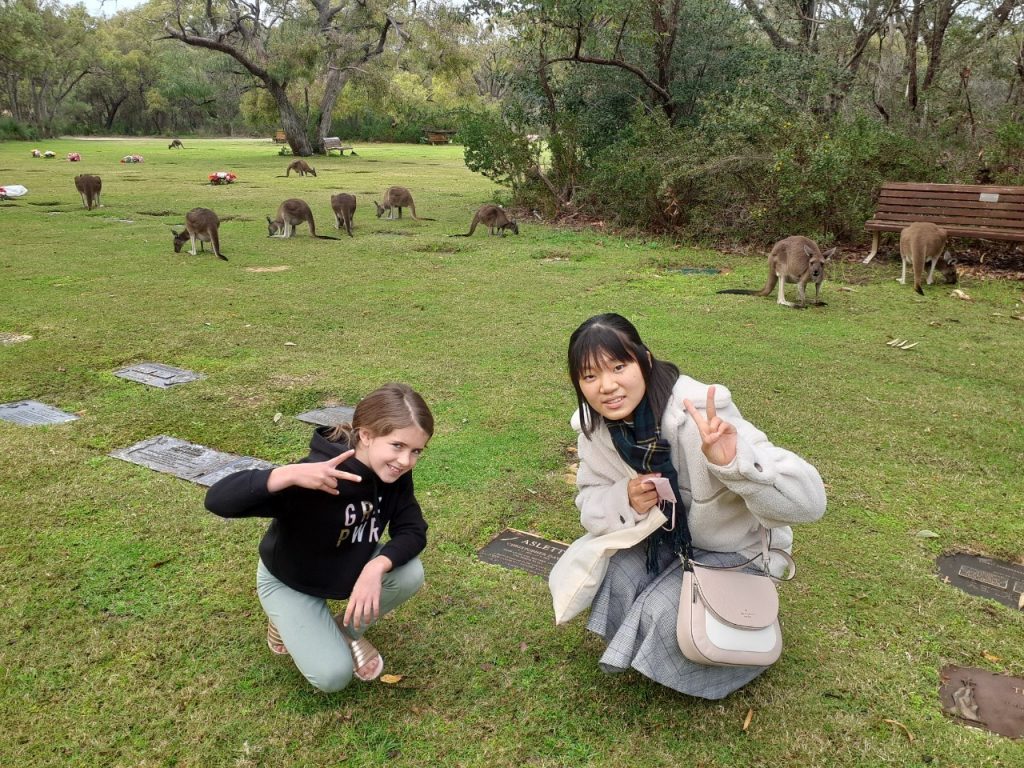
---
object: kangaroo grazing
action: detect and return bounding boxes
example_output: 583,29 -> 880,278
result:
173,208 -> 227,261
451,204 -> 519,237
898,222 -> 957,295
284,160 -> 317,177
718,236 -> 836,308
330,193 -> 357,237
374,186 -> 435,220
74,174 -> 102,210
267,198 -> 338,239
168,139 -> 184,149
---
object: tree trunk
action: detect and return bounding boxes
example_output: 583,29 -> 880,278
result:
267,81 -> 314,156
905,0 -> 922,110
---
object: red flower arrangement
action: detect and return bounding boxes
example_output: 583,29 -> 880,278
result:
120,154 -> 144,163
67,152 -> 81,162
208,171 -> 237,185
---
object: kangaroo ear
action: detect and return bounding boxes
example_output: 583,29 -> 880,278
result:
803,245 -> 815,258
823,247 -> 837,259
266,216 -> 272,223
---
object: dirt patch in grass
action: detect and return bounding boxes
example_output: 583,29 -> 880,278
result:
28,200 -> 60,206
137,210 -> 177,217
414,243 -> 463,253
245,266 -> 290,273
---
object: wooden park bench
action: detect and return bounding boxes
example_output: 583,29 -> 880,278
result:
322,136 -> 354,156
423,129 -> 456,145
273,129 -> 287,144
863,181 -> 1024,263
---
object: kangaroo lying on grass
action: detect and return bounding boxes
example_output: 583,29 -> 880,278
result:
283,160 -> 317,177
898,222 -> 958,295
168,139 -> 184,149
374,186 -> 435,220
267,199 -> 338,239
718,236 -> 836,308
451,204 -> 519,237
74,174 -> 102,210
331,193 -> 357,237
173,207 -> 226,261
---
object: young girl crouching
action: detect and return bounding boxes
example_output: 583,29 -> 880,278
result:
205,383 -> 433,692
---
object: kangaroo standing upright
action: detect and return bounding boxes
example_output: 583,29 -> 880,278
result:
168,139 -> 184,149
267,199 -> 338,239
173,208 -> 226,260
330,193 -> 357,237
284,160 -> 317,177
74,174 -> 102,210
374,186 -> 435,220
451,204 -> 519,237
718,236 -> 836,308
898,222 -> 957,295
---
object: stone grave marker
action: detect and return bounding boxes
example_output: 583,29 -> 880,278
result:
296,405 -> 356,427
939,665 -> 1024,739
477,528 -> 568,578
936,553 -> 1024,611
0,400 -> 78,426
0,332 -> 32,345
110,435 -> 274,486
114,362 -> 205,388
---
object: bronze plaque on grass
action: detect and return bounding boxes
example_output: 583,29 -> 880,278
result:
296,405 -> 355,427
0,400 -> 78,425
110,435 -> 275,486
939,665 -> 1024,739
936,553 -> 1024,610
114,362 -> 205,388
477,528 -> 567,578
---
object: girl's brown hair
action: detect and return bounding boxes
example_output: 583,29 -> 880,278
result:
328,383 -> 434,445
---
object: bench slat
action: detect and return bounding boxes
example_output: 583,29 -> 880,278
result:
880,182 -> 1024,196
876,197 -> 1024,214
865,220 -> 1024,241
875,204 -> 1024,222
878,191 -> 1024,209
867,211 -> 1024,229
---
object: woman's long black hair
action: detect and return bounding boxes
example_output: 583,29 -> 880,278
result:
567,313 -> 680,437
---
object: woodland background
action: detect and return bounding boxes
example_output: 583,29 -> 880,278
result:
2,0 -> 1023,241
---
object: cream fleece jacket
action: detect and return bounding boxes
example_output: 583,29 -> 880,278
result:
572,376 -> 826,572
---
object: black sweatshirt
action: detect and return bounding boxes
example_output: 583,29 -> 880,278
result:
204,427 -> 427,600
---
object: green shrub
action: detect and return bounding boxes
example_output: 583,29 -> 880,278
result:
0,117 -> 37,141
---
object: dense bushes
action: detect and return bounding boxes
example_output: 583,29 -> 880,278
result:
0,117 -> 37,141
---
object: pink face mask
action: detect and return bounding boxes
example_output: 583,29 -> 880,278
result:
644,476 -> 677,504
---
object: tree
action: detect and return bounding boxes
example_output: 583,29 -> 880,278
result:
161,0 -> 415,155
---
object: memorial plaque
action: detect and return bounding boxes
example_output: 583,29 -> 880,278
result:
939,665 -> 1024,739
937,553 -> 1024,610
0,400 -> 78,426
477,528 -> 568,578
296,405 -> 355,427
0,332 -> 32,345
114,362 -> 205,388
110,435 -> 274,484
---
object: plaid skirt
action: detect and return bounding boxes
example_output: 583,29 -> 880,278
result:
586,540 -> 769,699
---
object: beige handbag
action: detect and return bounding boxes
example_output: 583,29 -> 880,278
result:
676,528 -> 795,667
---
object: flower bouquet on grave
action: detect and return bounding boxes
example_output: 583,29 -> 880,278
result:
43,150 -> 56,158
31,149 -> 41,158
277,146 -> 292,156
67,152 -> 81,162
208,171 -> 237,185
120,154 -> 144,164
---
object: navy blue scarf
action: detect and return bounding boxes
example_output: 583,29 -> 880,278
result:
606,396 -> 693,572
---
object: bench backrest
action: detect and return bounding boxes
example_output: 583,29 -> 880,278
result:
323,137 -> 341,147
873,182 -> 1024,238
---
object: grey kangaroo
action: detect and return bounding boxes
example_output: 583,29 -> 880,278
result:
168,139 -> 184,149
74,174 -> 102,210
173,208 -> 226,261
451,204 -> 519,237
718,236 -> 836,308
284,160 -> 317,177
374,186 -> 435,220
267,199 -> 338,239
330,193 -> 357,237
899,222 -> 957,295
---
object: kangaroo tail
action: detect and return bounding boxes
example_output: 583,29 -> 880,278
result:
412,216 -> 437,221
716,289 -> 759,295
314,234 -> 340,240
754,263 -> 778,297
211,231 -> 227,261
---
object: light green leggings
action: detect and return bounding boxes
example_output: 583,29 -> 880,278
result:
256,550 -> 424,692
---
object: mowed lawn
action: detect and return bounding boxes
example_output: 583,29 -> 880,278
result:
1,138 -> 1022,767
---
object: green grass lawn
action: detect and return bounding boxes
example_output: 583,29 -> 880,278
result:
1,137 -> 1022,767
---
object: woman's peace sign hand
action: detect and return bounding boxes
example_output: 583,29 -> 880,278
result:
682,386 -> 737,467
266,450 -> 363,495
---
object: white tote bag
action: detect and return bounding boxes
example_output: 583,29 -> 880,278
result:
548,508 -> 667,625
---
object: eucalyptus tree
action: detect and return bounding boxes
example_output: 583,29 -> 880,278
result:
161,0 -> 418,155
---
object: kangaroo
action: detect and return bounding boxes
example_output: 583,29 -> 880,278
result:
173,208 -> 227,261
330,193 -> 357,237
284,160 -> 317,178
267,199 -> 338,239
899,222 -> 957,295
451,204 -> 519,237
74,174 -> 102,210
374,186 -> 435,221
718,236 -> 836,308
168,139 -> 184,149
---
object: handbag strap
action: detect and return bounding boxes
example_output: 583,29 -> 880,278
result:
682,525 -> 797,582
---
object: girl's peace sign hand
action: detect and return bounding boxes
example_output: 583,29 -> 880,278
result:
682,386 -> 738,467
266,450 -> 363,495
